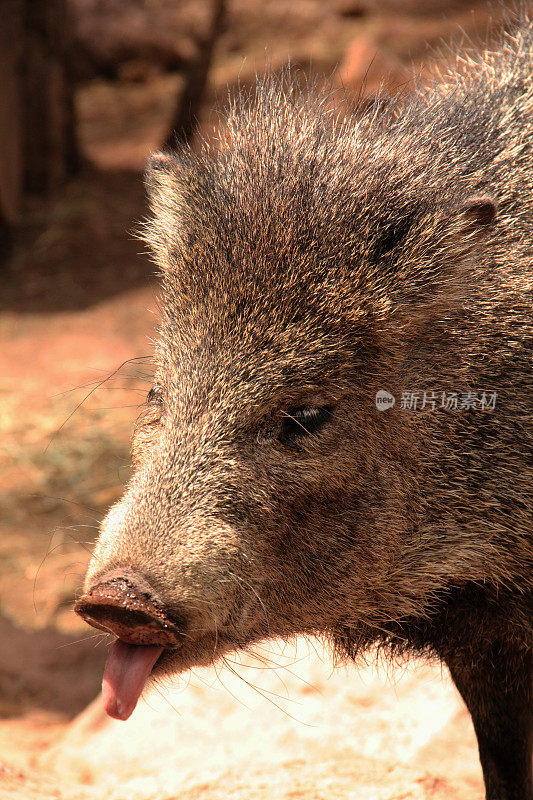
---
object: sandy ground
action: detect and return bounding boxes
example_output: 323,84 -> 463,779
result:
1,639 -> 484,800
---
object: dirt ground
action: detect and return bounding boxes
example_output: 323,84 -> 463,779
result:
1,1 -> 527,797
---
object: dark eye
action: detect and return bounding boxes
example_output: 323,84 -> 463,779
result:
147,384 -> 163,405
279,406 -> 332,449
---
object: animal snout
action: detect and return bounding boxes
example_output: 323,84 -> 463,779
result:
74,569 -> 182,647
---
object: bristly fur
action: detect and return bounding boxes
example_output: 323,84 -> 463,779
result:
143,22 -> 531,315
88,19 -> 532,800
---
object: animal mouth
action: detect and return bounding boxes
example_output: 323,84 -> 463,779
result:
100,631 -> 229,721
75,571 -> 264,721
75,574 -> 184,721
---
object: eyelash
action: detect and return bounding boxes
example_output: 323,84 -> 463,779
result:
144,389 -> 332,448
147,385 -> 163,405
279,406 -> 333,449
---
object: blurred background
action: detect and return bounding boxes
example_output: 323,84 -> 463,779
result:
0,2 -> 529,798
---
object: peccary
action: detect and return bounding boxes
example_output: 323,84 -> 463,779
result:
76,22 -> 532,800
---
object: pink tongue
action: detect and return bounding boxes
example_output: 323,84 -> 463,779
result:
102,640 -> 164,720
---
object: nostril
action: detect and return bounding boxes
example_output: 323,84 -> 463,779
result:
75,572 -> 182,648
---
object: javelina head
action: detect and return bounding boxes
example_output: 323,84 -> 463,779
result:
77,81 -> 496,717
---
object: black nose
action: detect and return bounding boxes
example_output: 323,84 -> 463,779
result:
75,570 -> 182,647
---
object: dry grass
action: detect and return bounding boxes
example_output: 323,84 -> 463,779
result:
0,372 -> 152,629
1,386 -> 139,527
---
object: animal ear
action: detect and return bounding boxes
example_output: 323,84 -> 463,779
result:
457,196 -> 497,233
142,151 -> 193,267
369,216 -> 415,266
144,152 -> 182,195
377,194 -> 498,323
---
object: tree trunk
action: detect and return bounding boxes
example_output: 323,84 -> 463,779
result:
21,0 -> 79,195
0,0 -> 24,250
0,0 -> 78,266
162,0 -> 226,150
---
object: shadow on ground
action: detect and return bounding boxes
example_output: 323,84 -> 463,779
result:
0,613 -> 106,718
